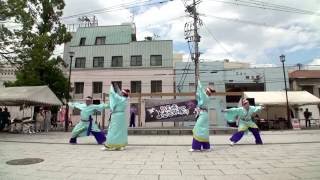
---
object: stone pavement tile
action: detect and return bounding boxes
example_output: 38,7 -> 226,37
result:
271,162 -> 308,168
30,171 -> 73,179
213,160 -> 247,165
113,175 -> 158,180
163,158 -> 179,162
205,158 -> 228,162
67,173 -> 114,180
113,160 -> 145,165
205,175 -> 252,180
94,163 -> 125,169
126,164 -> 161,169
1,166 -> 37,176
0,174 -> 40,180
64,161 -> 115,168
255,156 -> 287,160
248,173 -> 299,180
160,175 -> 205,180
180,161 -> 214,165
100,169 -> 140,175
177,159 -> 196,163
261,167 -> 304,174
140,169 -> 181,175
146,161 -> 180,165
280,158 -> 315,163
247,159 -> 280,164
290,172 -> 320,179
298,166 -> 320,171
37,165 -> 65,172
161,164 -> 199,170
198,164 -> 237,170
63,167 -> 102,173
235,163 -> 274,169
181,169 -> 223,175
221,169 -> 265,175
306,161 -> 320,166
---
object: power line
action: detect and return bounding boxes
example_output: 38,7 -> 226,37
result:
202,22 -> 234,58
61,0 -> 150,20
61,0 -> 174,20
202,14 -> 317,34
240,0 -> 320,15
207,0 -> 320,17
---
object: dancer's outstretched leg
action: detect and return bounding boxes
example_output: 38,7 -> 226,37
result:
249,128 -> 263,144
189,138 -> 202,152
230,131 -> 245,145
92,131 -> 106,144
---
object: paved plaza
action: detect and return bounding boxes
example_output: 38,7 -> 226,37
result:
1,130 -> 320,180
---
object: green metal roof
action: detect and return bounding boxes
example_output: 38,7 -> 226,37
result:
70,25 -> 133,46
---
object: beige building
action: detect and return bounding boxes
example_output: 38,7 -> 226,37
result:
63,24 -> 174,127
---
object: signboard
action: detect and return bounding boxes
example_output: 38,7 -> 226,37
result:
145,99 -> 197,122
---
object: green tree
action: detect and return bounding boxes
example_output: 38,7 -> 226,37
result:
2,0 -> 72,101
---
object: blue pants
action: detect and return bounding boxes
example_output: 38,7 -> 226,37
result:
192,138 -> 210,150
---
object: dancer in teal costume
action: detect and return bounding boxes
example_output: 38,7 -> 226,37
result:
189,80 -> 215,152
101,83 -> 130,151
223,98 -> 264,146
69,96 -> 108,144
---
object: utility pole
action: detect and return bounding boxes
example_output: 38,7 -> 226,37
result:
184,0 -> 201,90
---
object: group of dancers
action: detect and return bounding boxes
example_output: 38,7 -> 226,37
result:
68,80 -> 264,151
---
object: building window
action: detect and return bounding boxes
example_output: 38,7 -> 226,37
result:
92,82 -> 103,94
111,56 -> 123,67
79,37 -> 86,46
93,57 -> 104,68
151,80 -> 162,93
75,58 -> 86,68
95,36 -> 106,45
111,81 -> 122,90
130,55 -> 142,66
226,96 -> 242,103
74,82 -> 84,94
189,83 -> 195,92
131,81 -> 141,93
150,55 -> 162,66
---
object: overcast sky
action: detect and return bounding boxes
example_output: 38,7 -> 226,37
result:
59,0 -> 320,67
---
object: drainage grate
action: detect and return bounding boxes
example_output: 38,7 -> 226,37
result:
6,158 -> 44,165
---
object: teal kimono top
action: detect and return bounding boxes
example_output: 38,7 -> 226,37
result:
69,102 -> 108,137
224,106 -> 262,131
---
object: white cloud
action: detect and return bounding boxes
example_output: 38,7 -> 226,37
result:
309,58 -> 320,65
307,58 -> 320,69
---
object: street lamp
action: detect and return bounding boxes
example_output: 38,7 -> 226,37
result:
280,54 -> 291,129
65,51 -> 75,132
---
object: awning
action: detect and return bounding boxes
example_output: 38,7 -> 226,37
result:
0,86 -> 62,106
244,91 -> 320,106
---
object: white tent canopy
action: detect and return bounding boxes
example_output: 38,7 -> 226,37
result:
0,86 -> 62,106
244,91 -> 320,106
